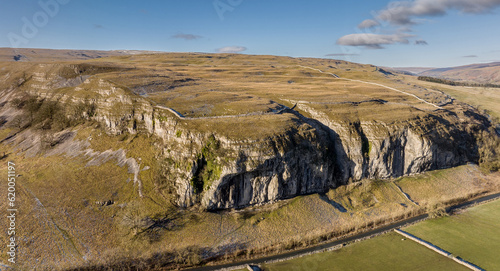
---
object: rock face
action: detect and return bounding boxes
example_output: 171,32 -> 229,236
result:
201,124 -> 337,209
193,115 -> 478,210
0,63 -> 489,210
327,119 -> 472,181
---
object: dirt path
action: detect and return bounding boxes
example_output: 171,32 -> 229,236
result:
297,65 -> 340,78
296,65 -> 442,109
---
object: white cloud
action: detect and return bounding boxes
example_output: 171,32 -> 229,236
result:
216,46 -> 247,53
339,0 -> 500,49
337,33 -> 413,49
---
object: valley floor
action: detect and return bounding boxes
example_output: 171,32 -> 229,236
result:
259,197 -> 500,271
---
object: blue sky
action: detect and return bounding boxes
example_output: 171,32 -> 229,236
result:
1,0 -> 500,67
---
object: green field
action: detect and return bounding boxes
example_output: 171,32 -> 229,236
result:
262,232 -> 468,271
404,199 -> 500,270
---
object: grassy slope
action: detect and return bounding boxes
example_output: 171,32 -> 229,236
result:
395,165 -> 499,206
420,62 -> 500,85
0,125 -> 170,269
404,200 -> 500,270
263,232 -> 468,271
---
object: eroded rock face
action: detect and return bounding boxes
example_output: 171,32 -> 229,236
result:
199,121 -> 476,209
200,125 -> 337,209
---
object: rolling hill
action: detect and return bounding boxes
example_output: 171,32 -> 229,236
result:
419,62 -> 500,84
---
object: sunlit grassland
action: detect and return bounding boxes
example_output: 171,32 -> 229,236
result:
85,53 -> 450,121
263,232 -> 468,271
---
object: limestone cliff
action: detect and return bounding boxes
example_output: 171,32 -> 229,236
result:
0,62 -> 493,211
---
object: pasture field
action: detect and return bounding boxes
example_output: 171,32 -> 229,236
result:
404,199 -> 500,270
262,232 -> 468,271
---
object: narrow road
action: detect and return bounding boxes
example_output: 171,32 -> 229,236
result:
0,263 -> 13,270
185,192 -> 500,271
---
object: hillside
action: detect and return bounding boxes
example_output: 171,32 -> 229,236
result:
419,62 -> 500,84
390,67 -> 435,75
0,49 -> 499,269
0,47 -> 162,62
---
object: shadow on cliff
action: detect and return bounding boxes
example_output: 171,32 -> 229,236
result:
427,113 -> 482,169
208,109 -> 356,210
286,109 -> 356,185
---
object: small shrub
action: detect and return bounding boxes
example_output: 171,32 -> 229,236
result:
426,203 -> 449,218
173,246 -> 202,266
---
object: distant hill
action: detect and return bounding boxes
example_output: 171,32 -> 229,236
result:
0,47 -> 163,62
390,67 -> 435,75
420,62 -> 500,84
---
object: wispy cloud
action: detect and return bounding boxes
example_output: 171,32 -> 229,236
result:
172,33 -> 203,40
463,55 -> 478,58
415,40 -> 428,45
216,46 -> 247,53
337,33 -> 413,49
